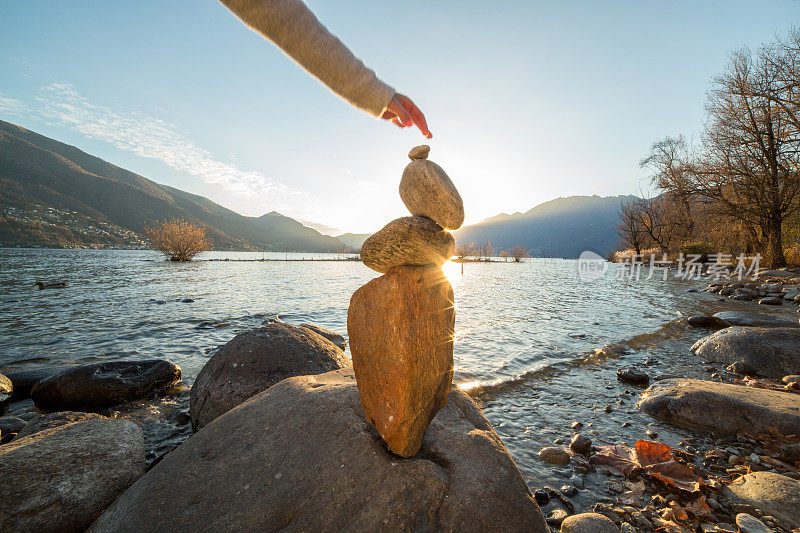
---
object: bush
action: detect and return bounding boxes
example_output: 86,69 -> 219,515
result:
786,242 -> 800,267
679,242 -> 713,263
144,218 -> 212,261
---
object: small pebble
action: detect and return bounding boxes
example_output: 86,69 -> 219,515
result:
561,485 -> 578,497
570,474 -> 584,489
735,513 -> 770,533
533,489 -> 549,505
545,509 -> 568,526
571,421 -> 583,430
407,144 -> 430,160
749,453 -> 760,464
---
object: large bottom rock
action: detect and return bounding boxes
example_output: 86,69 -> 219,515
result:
723,472 -> 800,530
638,378 -> 800,435
189,322 -> 349,430
692,327 -> 800,378
13,411 -> 106,441
31,359 -> 181,411
91,370 -> 547,532
0,418 -> 145,533
348,265 -> 454,457
712,311 -> 798,328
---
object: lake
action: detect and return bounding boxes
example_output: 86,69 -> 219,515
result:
1,248 -> 791,510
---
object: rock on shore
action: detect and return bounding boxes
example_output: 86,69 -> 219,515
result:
348,265 -> 454,457
0,418 -> 145,533
13,411 -> 106,441
638,378 -> 800,435
712,311 -> 799,328
31,360 -> 181,411
723,472 -> 800,530
299,323 -> 347,350
359,216 -> 455,274
0,373 -> 11,414
189,322 -> 349,430
0,366 -> 68,398
91,370 -> 547,532
560,513 -> 619,532
692,327 -> 800,378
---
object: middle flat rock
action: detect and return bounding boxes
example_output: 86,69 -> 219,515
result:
639,378 -> 800,435
360,216 -> 455,274
348,265 -> 455,457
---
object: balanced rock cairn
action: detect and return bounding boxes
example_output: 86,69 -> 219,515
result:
348,145 -> 464,457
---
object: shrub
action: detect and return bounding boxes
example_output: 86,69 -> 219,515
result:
144,218 -> 212,261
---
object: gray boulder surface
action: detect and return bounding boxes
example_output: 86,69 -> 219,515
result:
692,327 -> 800,378
189,322 -> 349,430
13,411 -> 106,441
712,311 -> 798,328
723,472 -> 800,530
93,370 -> 547,533
299,322 -> 347,350
31,359 -> 181,411
560,512 -> 620,532
0,418 -> 145,533
639,378 -> 800,435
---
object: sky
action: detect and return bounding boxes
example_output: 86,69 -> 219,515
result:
1,1 -> 797,235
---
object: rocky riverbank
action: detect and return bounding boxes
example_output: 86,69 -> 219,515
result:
2,269 -> 800,532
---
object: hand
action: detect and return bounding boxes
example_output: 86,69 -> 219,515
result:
381,93 -> 432,139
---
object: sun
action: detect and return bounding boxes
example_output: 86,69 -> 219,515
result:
441,259 -> 461,283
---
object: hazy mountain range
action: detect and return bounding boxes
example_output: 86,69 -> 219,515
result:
0,120 -> 629,257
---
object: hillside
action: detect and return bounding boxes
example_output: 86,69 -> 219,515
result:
454,195 -> 635,258
335,233 -> 371,250
0,120 -> 346,251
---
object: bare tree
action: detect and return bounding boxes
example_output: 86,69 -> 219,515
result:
695,46 -> 800,266
618,198 -> 647,255
511,245 -> 528,262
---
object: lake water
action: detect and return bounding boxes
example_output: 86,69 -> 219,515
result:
2,248 -> 796,511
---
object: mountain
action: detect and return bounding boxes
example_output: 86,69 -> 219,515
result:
0,120 -> 346,251
335,233 -> 371,250
454,195 -> 635,258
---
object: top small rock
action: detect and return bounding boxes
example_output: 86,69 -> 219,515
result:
408,144 -> 430,160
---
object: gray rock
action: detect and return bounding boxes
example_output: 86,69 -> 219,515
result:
91,370 -> 547,532
539,446 -> 571,465
692,327 -> 800,378
735,513 -> 769,533
0,418 -> 145,532
360,216 -> 455,274
687,315 -> 729,328
560,512 -> 620,532
724,472 -> 800,530
0,373 -> 10,414
1,366 -> 69,398
299,323 -> 347,350
400,160 -> 465,230
190,323 -> 348,430
408,144 -> 430,160
13,411 -> 106,441
639,378 -> 800,435
31,359 -> 181,411
758,297 -> 783,305
758,269 -> 796,278
712,311 -> 798,328
0,416 -> 25,443
547,509 -> 569,527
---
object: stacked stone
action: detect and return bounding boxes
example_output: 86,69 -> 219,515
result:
347,145 -> 464,457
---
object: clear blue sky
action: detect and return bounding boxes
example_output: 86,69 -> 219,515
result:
1,1 -> 797,235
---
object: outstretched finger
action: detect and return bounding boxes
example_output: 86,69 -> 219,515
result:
398,94 -> 432,138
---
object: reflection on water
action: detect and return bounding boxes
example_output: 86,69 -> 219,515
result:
2,249 -> 797,507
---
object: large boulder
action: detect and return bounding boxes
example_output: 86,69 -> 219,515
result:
13,411 -> 106,441
360,216 -> 455,274
712,311 -> 798,328
348,265 -> 454,457
639,378 -> 800,435
0,418 -> 145,532
400,159 -> 465,230
31,359 -> 181,411
723,472 -> 800,530
692,327 -> 800,378
0,373 -> 11,414
189,322 -> 348,430
299,323 -> 347,350
91,370 -> 547,532
1,366 -> 69,398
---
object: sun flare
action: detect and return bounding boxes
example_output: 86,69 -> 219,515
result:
441,259 -> 461,283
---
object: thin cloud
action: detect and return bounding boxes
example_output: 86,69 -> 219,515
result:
32,82 -> 304,201
0,94 -> 28,115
